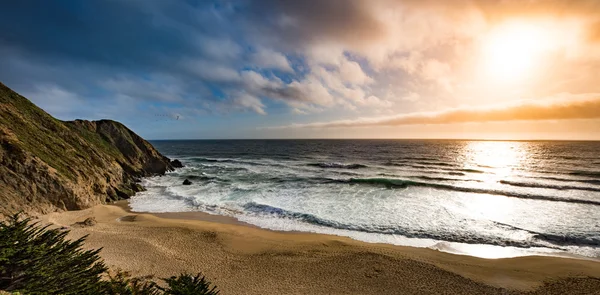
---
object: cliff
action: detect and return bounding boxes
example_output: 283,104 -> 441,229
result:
0,82 -> 174,217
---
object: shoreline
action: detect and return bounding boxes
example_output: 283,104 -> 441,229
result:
112,200 -> 258,228
39,204 -> 600,294
115,200 -> 597,262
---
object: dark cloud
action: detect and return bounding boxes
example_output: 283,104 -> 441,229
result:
0,1 -> 195,68
0,0 -> 350,116
244,0 -> 600,49
0,1 -> 261,115
245,0 -> 385,46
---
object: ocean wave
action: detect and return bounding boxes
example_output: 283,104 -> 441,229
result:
191,157 -> 231,163
523,175 -> 600,186
240,202 -> 563,249
180,174 -> 218,181
266,176 -> 341,184
307,162 -> 369,169
568,170 -> 600,179
376,173 -> 480,183
387,159 -> 458,168
412,175 -> 482,183
533,168 -> 600,179
461,168 -> 485,173
414,161 -> 457,168
387,162 -> 486,174
191,157 -> 283,167
196,164 -> 249,173
490,221 -> 600,247
532,233 -> 600,247
499,180 -> 600,192
448,172 -> 466,176
341,178 -> 600,206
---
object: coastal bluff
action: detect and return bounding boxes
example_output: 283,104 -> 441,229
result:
0,82 -> 174,217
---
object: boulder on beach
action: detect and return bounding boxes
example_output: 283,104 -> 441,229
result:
183,179 -> 192,185
72,217 -> 97,227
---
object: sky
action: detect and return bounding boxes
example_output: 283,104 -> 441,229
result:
1,0 -> 600,140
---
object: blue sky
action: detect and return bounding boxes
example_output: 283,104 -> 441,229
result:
1,0 -> 600,139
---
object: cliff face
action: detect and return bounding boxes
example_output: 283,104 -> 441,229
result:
0,82 -> 174,217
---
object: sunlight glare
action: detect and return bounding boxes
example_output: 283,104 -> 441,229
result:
482,22 -> 551,83
463,141 -> 527,182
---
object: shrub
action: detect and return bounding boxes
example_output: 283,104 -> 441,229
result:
0,214 -> 107,294
105,271 -> 161,295
106,272 -> 220,295
0,214 -> 220,295
159,273 -> 219,295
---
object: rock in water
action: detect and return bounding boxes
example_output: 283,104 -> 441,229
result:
183,179 -> 192,185
0,82 -> 174,217
171,159 -> 184,168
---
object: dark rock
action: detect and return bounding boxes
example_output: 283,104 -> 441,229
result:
130,182 -> 145,192
183,179 -> 192,185
171,159 -> 184,168
115,188 -> 133,199
73,217 -> 97,227
118,215 -> 137,222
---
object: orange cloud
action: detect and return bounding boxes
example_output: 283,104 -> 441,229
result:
274,95 -> 600,129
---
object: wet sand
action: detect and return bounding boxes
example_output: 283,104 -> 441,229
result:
40,204 -> 600,295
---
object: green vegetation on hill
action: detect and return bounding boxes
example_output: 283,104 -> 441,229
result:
0,82 -> 174,217
0,215 -> 219,295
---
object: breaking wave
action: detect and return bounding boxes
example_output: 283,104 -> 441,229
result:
342,178 -> 600,206
307,162 -> 369,169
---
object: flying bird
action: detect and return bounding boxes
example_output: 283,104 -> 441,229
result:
153,113 -> 181,122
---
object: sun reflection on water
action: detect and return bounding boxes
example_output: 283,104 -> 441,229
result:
452,141 -> 534,259
461,141 -> 529,182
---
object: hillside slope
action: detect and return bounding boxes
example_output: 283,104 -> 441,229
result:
0,82 -> 174,217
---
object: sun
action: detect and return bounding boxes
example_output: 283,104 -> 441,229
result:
482,22 -> 551,83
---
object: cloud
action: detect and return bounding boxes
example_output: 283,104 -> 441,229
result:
588,20 -> 600,42
271,95 -> 600,129
250,48 -> 293,72
231,92 -> 267,115
339,59 -> 373,85
1,0 -> 600,140
247,0 -> 386,47
21,83 -> 142,122
194,36 -> 243,61
183,59 -> 241,83
402,92 -> 420,102
21,85 -> 84,119
101,76 -> 185,103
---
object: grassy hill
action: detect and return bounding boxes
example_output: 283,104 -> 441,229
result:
0,82 -> 174,217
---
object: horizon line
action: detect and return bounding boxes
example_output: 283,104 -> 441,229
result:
147,138 -> 600,142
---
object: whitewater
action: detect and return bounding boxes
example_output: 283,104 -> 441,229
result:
129,140 -> 600,259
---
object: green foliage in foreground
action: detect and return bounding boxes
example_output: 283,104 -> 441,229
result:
105,271 -> 161,295
0,214 -> 219,295
159,274 -> 219,295
0,214 -> 107,294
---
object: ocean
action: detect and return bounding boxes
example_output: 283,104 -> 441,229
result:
130,140 -> 600,259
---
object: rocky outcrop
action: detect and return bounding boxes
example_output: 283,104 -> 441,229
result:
171,159 -> 184,168
0,82 -> 174,217
182,179 -> 192,185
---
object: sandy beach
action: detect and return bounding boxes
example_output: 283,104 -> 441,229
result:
39,204 -> 600,295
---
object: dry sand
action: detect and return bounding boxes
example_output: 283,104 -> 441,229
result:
39,204 -> 600,295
